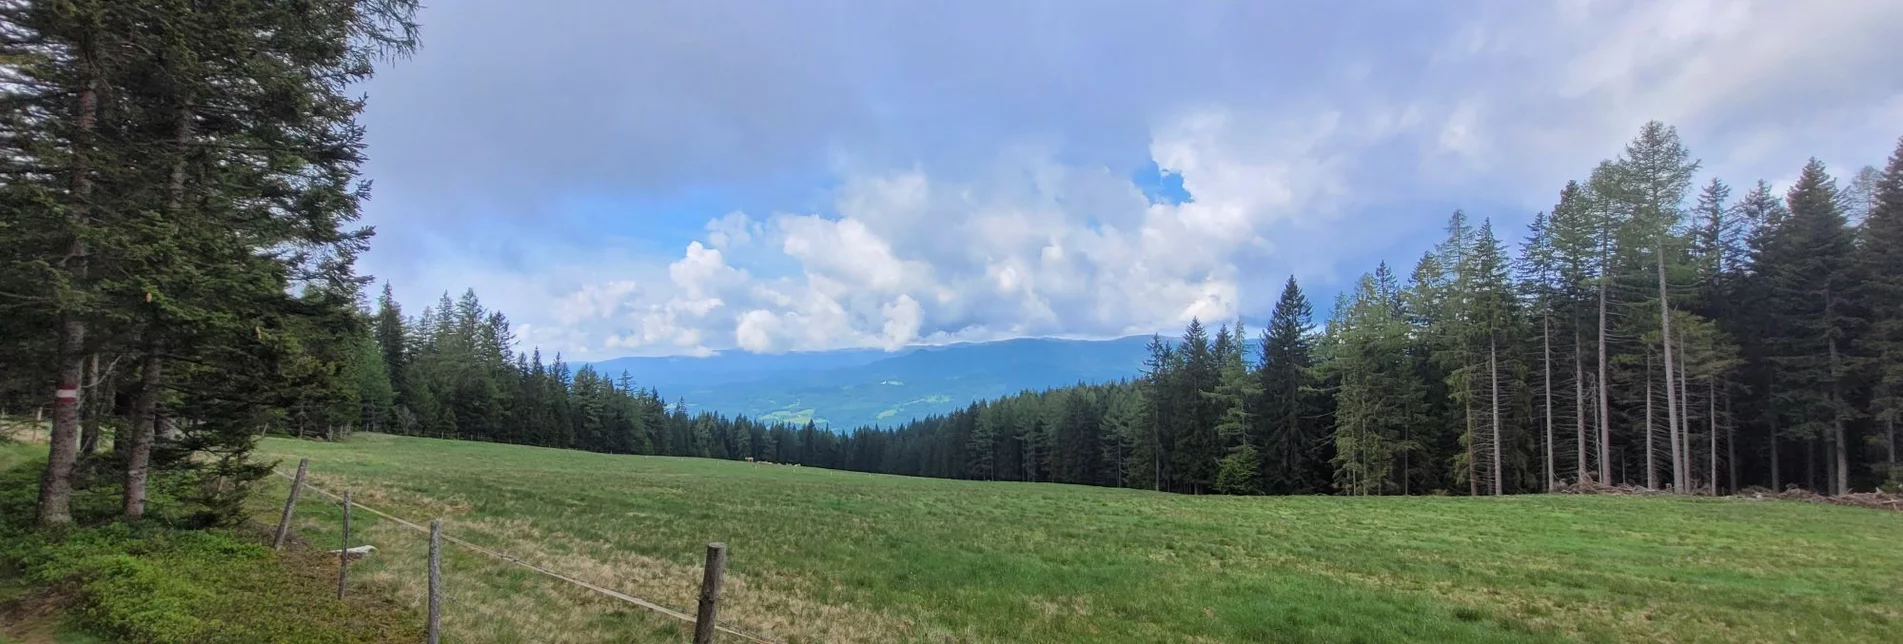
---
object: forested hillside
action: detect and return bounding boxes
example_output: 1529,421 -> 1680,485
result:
321,124 -> 1903,498
581,336 -> 1153,429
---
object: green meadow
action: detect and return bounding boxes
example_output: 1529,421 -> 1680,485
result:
241,433 -> 1903,643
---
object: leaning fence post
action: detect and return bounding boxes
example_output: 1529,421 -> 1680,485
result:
337,490 -> 351,600
428,519 -> 443,644
693,542 -> 728,644
272,458 -> 309,550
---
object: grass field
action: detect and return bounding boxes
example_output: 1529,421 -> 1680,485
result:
248,434 -> 1899,643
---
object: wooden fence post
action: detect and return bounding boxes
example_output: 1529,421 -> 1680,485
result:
428,519 -> 443,644
272,458 -> 309,550
693,542 -> 728,644
337,490 -> 351,600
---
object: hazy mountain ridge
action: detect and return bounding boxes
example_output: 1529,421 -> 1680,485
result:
582,336 -> 1157,428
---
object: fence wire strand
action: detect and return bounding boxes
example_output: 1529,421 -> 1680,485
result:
274,469 -> 781,644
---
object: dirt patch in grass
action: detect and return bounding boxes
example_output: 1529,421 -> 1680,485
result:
0,584 -> 85,643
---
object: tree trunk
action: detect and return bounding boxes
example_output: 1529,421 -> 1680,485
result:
78,354 -> 100,456
1770,388 -> 1782,490
1575,330 -> 1587,483
1646,354 -> 1656,490
1806,439 -> 1817,492
1888,419 -> 1897,472
1152,422 -> 1162,492
123,340 -> 162,519
1708,378 -> 1718,495
1598,230 -> 1613,485
1543,316 -> 1554,491
39,322 -> 86,529
1401,432 -> 1411,497
1597,288 -> 1612,484
1827,336 -> 1849,496
80,355 -> 111,455
1659,246 -> 1684,494
37,58 -> 100,530
1725,389 -> 1737,493
1677,330 -> 1692,492
124,101 -> 194,520
1490,337 -> 1503,496
1467,401 -> 1478,496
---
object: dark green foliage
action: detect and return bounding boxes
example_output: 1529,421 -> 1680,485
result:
1857,139 -> 1903,484
1757,161 -> 1861,494
1256,277 -> 1324,493
0,0 -> 423,527
1213,443 -> 1262,494
1329,265 -> 1414,495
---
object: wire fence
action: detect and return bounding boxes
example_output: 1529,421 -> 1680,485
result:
272,468 -> 781,644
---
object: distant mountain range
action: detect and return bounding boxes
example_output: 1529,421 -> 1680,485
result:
583,336 -> 1155,429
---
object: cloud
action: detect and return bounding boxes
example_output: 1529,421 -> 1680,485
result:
704,212 -> 762,249
359,0 -> 1903,359
560,105 -> 1415,355
554,280 -> 638,326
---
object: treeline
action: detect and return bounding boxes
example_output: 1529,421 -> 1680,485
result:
0,1 -> 420,528
852,124 -> 1903,496
355,286 -> 957,468
345,123 -> 1903,497
852,125 -> 1903,496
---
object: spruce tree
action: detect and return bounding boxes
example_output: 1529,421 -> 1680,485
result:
1256,277 -> 1320,493
1759,160 -> 1859,494
1172,319 -> 1220,493
1855,138 -> 1903,485
1330,264 -> 1411,495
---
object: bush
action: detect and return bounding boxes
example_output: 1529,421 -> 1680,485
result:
1214,444 -> 1264,495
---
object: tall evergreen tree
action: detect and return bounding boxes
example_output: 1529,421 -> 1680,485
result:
1330,264 -> 1412,495
1171,319 -> 1220,493
1256,277 -> 1321,493
1856,138 -> 1903,485
1759,160 -> 1859,495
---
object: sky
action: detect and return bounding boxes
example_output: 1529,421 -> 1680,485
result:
353,0 -> 1903,360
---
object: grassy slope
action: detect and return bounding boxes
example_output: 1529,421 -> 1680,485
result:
253,434 -> 1902,643
0,440 -> 419,644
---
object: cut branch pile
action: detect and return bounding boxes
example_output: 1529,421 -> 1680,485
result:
1553,478 -> 1672,496
1738,486 -> 1903,512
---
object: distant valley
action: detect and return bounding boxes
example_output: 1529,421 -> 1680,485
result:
583,336 -> 1154,429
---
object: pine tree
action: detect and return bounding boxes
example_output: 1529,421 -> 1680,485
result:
1546,181 -> 1601,484
1856,138 -> 1903,486
1256,277 -> 1321,493
1206,321 -> 1262,493
1171,319 -> 1221,493
1759,160 -> 1859,494
1330,264 -> 1411,495
1055,390 -> 1105,484
1618,121 -> 1701,492
352,327 -> 396,432
1458,220 -> 1519,494
375,284 -> 409,403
